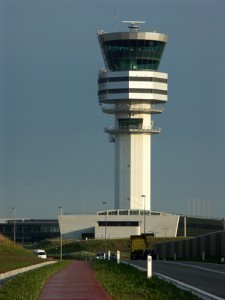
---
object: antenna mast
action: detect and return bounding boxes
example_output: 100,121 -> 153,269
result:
113,9 -> 117,32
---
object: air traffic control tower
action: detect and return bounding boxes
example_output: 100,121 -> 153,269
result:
97,21 -> 168,211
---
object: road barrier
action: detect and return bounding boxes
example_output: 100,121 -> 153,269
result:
155,230 -> 225,260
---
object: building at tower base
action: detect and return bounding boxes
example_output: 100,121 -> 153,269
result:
58,210 -> 224,240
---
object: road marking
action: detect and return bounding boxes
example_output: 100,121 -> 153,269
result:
161,261 -> 225,276
123,261 -> 224,300
154,272 -> 224,300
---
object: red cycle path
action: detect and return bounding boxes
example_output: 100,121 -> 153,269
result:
39,261 -> 112,300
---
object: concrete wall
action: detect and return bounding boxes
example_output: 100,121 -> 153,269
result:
59,215 -> 98,239
95,226 -> 139,239
59,214 -> 180,240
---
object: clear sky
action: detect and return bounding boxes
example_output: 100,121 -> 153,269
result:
0,0 -> 225,220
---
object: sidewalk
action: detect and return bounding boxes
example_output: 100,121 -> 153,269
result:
39,261 -> 112,300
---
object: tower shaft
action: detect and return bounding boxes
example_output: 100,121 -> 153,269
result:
115,133 -> 151,210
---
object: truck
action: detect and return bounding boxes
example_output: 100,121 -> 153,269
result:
130,234 -> 156,260
130,235 -> 147,259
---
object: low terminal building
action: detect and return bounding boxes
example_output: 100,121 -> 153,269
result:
59,210 -> 225,240
0,219 -> 60,244
0,211 -> 223,243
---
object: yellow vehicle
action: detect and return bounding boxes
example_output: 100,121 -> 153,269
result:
130,235 -> 147,260
130,234 -> 156,260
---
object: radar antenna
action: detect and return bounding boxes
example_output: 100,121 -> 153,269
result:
122,20 -> 146,31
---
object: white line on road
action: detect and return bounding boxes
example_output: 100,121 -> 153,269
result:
154,272 -> 224,300
123,261 -> 224,300
161,261 -> 225,276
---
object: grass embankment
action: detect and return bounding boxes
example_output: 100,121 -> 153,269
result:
92,260 -> 199,300
39,236 -> 181,260
39,238 -> 131,260
0,234 -> 43,273
0,260 -> 71,300
0,234 -> 72,300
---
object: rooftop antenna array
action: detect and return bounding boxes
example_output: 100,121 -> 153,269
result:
122,20 -> 146,31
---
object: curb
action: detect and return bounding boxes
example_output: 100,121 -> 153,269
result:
154,272 -> 224,300
0,261 -> 57,285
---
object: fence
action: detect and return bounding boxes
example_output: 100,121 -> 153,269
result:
155,230 -> 225,260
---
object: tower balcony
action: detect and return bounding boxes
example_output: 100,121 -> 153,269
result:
101,105 -> 163,114
104,126 -> 161,135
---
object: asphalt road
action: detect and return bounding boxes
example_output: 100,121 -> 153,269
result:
128,260 -> 225,299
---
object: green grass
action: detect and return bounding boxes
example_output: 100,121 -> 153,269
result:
0,260 -> 71,300
92,260 -> 199,300
39,237 -> 184,261
40,238 -> 132,260
40,238 -> 130,254
0,234 -> 44,273
0,235 -> 200,300
0,234 -> 71,299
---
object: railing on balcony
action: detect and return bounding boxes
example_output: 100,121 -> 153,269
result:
104,126 -> 161,134
101,105 -> 163,114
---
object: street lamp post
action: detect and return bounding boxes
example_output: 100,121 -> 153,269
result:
12,207 -> 16,243
58,206 -> 63,260
141,195 -> 146,234
102,201 -> 107,252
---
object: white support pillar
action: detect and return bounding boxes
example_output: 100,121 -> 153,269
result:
147,255 -> 152,278
117,250 -> 120,264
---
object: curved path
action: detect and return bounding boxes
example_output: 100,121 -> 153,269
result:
39,261 -> 112,300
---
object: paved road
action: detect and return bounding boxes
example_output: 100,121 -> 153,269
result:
128,260 -> 225,299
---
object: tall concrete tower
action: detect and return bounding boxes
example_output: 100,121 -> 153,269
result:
97,21 -> 168,211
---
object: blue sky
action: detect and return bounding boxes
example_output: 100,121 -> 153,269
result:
0,0 -> 225,219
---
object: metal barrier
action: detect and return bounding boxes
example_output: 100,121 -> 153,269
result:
155,230 -> 225,260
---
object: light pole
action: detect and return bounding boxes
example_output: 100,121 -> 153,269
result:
12,207 -> 16,243
58,206 -> 62,260
102,201 -> 107,252
141,195 -> 146,234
